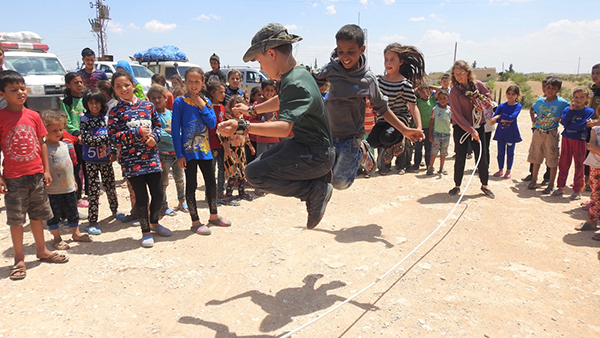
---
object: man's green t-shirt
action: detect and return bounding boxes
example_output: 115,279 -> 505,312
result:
416,95 -> 437,129
278,66 -> 332,147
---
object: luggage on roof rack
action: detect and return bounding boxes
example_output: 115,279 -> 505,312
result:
133,45 -> 188,62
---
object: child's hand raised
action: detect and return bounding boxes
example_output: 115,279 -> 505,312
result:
232,103 -> 249,117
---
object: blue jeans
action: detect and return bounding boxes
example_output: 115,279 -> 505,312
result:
332,137 -> 362,190
245,139 -> 335,200
414,127 -> 432,167
159,153 -> 185,209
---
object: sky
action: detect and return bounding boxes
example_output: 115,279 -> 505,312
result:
2,0 -> 600,77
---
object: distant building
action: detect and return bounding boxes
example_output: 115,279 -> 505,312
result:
428,67 -> 497,83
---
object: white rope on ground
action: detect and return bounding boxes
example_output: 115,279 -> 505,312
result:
279,137 -> 483,338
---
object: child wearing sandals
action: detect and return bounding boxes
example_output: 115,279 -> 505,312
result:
80,89 -> 126,234
108,70 -> 171,248
43,109 -> 93,249
219,95 -> 256,203
489,85 -> 523,180
576,124 -> 600,239
172,67 -> 231,236
147,84 -> 187,216
0,70 -> 69,281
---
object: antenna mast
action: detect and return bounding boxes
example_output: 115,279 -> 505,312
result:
89,0 -> 111,59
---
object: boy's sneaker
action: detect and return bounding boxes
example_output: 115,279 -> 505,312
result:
83,223 -> 101,235
398,168 -> 406,175
306,182 -> 333,229
439,168 -> 448,175
426,167 -> 435,175
570,193 -> 582,200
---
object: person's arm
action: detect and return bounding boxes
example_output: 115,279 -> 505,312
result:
40,137 -> 52,187
108,108 -> 144,146
61,101 -> 80,137
448,88 -> 478,138
80,117 -> 109,147
233,96 -> 280,118
171,99 -> 184,159
408,101 -> 422,130
201,104 -> 217,130
587,128 -> 600,155
428,110 -> 435,142
561,107 -> 574,128
503,103 -> 522,122
218,119 -> 293,138
381,109 -> 424,142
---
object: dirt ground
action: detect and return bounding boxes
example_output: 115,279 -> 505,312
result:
1,105 -> 600,338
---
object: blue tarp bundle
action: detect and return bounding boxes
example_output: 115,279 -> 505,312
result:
133,45 -> 188,62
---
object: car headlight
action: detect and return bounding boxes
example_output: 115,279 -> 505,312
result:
29,85 -> 45,95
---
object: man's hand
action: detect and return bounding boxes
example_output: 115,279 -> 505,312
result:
217,120 -> 239,137
232,103 -> 249,117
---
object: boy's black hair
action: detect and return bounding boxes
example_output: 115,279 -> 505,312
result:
0,70 -> 25,91
83,88 -> 108,115
592,64 -> 600,71
64,72 -> 82,98
546,76 -> 562,90
441,73 -> 451,80
261,79 -> 276,90
81,47 -> 95,58
249,86 -> 261,104
335,24 -> 365,47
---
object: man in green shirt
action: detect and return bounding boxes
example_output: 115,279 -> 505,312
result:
218,23 -> 335,229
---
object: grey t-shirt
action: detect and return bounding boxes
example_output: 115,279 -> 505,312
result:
278,66 -> 332,148
47,141 -> 76,195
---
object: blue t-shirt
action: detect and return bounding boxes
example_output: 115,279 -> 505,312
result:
157,109 -> 174,153
532,97 -> 570,130
561,106 -> 595,140
172,95 -> 216,161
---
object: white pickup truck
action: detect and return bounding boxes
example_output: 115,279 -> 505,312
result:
1,32 -> 67,111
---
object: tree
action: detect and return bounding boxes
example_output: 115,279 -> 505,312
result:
471,60 -> 477,68
508,63 -> 514,73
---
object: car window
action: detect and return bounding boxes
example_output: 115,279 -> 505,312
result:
246,71 -> 261,83
165,67 -> 178,79
176,66 -> 190,77
132,65 -> 153,78
99,65 -> 112,73
4,56 -> 66,76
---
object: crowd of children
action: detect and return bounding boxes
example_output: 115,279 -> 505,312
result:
1,26 -> 600,281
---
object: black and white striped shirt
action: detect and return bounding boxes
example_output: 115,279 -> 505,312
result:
377,77 -> 415,123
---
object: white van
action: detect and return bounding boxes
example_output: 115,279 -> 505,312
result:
1,39 -> 67,111
94,61 -> 154,94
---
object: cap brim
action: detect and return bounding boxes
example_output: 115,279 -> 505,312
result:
242,36 -> 302,63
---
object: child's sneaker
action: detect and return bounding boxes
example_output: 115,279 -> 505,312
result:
141,235 -> 154,248
570,192 -> 581,200
426,167 -> 434,175
83,223 -> 101,235
439,168 -> 448,175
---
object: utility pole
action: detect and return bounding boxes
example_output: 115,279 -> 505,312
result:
89,0 -> 111,60
577,57 -> 581,75
453,42 -> 457,62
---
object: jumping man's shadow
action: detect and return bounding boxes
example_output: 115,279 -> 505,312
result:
205,274 -> 378,332
312,224 -> 394,248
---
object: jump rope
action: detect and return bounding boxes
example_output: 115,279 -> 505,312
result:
279,114 -> 484,338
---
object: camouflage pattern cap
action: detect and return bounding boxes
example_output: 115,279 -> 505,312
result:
242,23 -> 302,62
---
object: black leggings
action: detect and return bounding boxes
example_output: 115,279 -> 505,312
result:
128,172 -> 163,233
73,143 -> 88,199
185,159 -> 218,223
453,124 -> 489,187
